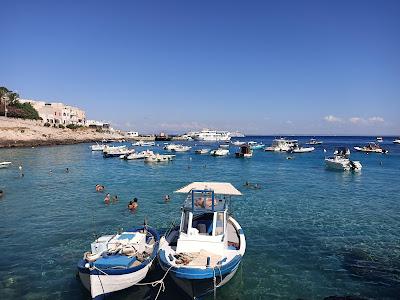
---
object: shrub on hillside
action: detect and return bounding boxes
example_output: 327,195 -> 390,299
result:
58,124 -> 65,129
44,122 -> 51,127
66,124 -> 82,130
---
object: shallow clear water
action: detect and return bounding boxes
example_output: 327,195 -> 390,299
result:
0,136 -> 399,300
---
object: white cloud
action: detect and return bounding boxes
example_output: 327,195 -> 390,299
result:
368,116 -> 384,123
349,117 -> 366,124
324,115 -> 342,123
286,120 -> 293,124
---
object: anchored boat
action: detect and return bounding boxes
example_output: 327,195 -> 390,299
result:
235,144 -> 252,158
124,150 -> 154,160
210,148 -> 229,156
354,142 -> 388,154
90,143 -> 106,151
325,148 -> 362,171
77,226 -> 160,299
265,138 -> 297,152
247,141 -> 264,150
158,182 -> 246,299
288,141 -> 315,153
305,138 -> 323,145
144,153 -> 175,163
195,148 -> 211,155
0,161 -> 12,169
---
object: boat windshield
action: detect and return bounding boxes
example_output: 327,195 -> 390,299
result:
183,190 -> 228,213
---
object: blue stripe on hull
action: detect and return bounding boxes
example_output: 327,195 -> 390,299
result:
158,249 -> 242,298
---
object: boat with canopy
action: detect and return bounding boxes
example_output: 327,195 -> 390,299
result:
158,182 -> 246,299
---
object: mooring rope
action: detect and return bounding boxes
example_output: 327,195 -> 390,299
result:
134,265 -> 174,300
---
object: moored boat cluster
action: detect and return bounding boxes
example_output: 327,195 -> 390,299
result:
77,182 -> 246,299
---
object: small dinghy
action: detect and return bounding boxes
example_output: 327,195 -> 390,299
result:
77,226 -> 160,299
0,161 -> 12,169
158,182 -> 246,299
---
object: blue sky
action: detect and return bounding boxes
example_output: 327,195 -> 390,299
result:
1,0 -> 399,135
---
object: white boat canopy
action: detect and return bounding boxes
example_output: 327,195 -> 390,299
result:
175,182 -> 242,196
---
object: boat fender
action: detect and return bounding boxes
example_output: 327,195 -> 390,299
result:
206,257 -> 210,267
168,254 -> 174,261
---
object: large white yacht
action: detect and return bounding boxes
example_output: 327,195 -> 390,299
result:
192,129 -> 231,142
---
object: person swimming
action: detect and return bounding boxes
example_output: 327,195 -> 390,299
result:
96,184 -> 105,192
0,190 -> 3,197
65,168 -> 69,173
128,198 -> 138,210
164,194 -> 171,202
104,193 -> 111,204
112,195 -> 118,203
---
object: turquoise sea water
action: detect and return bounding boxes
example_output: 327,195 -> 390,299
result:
0,136 -> 399,300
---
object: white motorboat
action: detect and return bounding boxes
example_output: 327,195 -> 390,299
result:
231,140 -> 245,146
171,145 -> 192,152
145,154 -> 175,163
158,182 -> 246,299
90,143 -> 106,151
288,142 -> 315,153
164,144 -> 180,151
210,148 -> 229,156
103,147 -> 134,158
235,144 -> 252,158
376,137 -> 383,142
77,226 -> 160,299
192,129 -> 231,141
265,138 -> 297,152
393,138 -> 400,144
195,148 -> 211,154
305,138 -> 323,145
354,142 -> 388,154
0,161 -> 12,169
125,150 -> 154,160
325,148 -> 362,171
132,141 -> 155,147
247,141 -> 264,150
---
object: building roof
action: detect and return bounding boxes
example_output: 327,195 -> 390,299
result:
175,182 -> 242,196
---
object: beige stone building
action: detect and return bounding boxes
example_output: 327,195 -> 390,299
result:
19,99 -> 86,125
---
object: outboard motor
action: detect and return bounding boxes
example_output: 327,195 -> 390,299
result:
349,160 -> 357,170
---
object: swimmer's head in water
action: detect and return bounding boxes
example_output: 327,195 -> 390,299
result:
133,198 -> 138,203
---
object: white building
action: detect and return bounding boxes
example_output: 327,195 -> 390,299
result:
19,99 -> 86,125
126,131 -> 139,137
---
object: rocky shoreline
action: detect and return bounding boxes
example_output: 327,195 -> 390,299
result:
0,117 -> 124,148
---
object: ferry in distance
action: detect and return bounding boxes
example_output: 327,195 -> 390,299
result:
192,129 -> 232,142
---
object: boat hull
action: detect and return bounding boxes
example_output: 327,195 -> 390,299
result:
78,261 -> 151,299
77,226 -> 159,299
169,264 -> 239,299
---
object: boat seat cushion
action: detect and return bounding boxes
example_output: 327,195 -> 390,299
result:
93,255 -> 137,269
